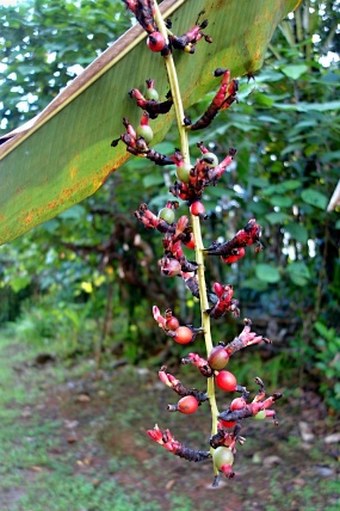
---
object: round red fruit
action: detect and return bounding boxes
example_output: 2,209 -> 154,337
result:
147,31 -> 166,52
173,326 -> 193,344
215,370 -> 237,392
177,395 -> 199,414
166,316 -> 180,331
208,345 -> 229,370
190,201 -> 206,217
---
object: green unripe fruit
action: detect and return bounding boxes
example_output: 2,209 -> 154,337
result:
145,88 -> 159,101
201,152 -> 219,167
136,124 -> 154,143
213,446 -> 234,470
158,207 -> 175,224
176,163 -> 192,183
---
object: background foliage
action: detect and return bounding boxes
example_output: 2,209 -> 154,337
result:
0,0 -> 339,409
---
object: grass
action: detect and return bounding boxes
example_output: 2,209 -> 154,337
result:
0,327 -> 338,511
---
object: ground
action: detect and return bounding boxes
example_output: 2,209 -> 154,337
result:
0,333 -> 338,511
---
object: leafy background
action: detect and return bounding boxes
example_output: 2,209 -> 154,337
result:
0,0 -> 339,406
0,1 -> 339,510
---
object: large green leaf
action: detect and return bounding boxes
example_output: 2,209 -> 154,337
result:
0,0 -> 301,245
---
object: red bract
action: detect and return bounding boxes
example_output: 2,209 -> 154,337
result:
230,397 -> 247,411
219,419 -> 236,429
224,319 -> 271,357
190,69 -> 238,131
209,282 -> 240,319
204,218 -> 262,262
123,0 -> 157,34
181,352 -> 212,377
169,15 -> 211,53
129,84 -> 173,118
221,247 -> 245,264
159,256 -> 181,276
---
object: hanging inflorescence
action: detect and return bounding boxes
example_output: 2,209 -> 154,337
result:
113,0 -> 282,486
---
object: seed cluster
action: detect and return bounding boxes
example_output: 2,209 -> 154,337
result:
114,0 -> 282,486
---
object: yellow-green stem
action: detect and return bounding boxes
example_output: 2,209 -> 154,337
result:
153,1 -> 219,469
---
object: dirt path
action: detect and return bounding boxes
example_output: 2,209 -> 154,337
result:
0,336 -> 338,511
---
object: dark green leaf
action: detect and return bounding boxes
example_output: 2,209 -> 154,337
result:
286,261 -> 311,286
255,264 -> 281,283
301,189 -> 328,210
285,223 -> 308,243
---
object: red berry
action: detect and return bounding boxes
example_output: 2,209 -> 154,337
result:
230,397 -> 246,411
173,326 -> 193,345
177,395 -> 199,414
166,316 -> 180,331
147,31 -> 166,52
190,201 -> 206,217
215,370 -> 237,392
208,345 -> 229,370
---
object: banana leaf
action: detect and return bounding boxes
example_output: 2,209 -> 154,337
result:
0,0 -> 301,245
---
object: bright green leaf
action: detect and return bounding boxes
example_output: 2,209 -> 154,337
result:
0,0 -> 303,245
281,64 -> 308,80
9,275 -> 31,293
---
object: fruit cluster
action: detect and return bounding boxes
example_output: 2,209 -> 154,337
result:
115,0 -> 282,486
